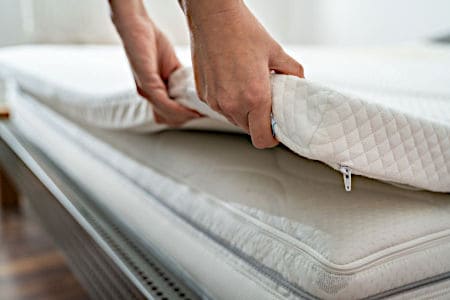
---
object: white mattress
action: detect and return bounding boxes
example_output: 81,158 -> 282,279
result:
1,45 -> 449,193
9,81 -> 450,299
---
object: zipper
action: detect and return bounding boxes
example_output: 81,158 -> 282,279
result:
339,165 -> 352,192
270,113 -> 277,137
271,113 -> 352,193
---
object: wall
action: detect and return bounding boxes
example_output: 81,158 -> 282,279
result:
144,0 -> 189,44
0,0 -> 29,46
145,0 -> 450,45
0,0 -> 119,46
31,0 -> 119,44
313,0 -> 450,45
0,0 -> 449,47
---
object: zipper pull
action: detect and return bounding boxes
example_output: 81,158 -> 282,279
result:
270,113 -> 277,137
339,166 -> 352,192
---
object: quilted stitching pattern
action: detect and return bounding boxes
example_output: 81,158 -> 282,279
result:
169,69 -> 450,192
270,75 -> 450,192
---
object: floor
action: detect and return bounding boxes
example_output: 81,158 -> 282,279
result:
0,201 -> 89,300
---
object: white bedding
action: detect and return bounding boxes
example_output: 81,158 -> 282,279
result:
0,45 -> 449,193
9,82 -> 450,299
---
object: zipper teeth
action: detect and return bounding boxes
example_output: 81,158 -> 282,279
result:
336,163 -> 429,193
345,234 -> 450,274
240,198 -> 450,275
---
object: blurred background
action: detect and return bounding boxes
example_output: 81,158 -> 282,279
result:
1,0 -> 450,47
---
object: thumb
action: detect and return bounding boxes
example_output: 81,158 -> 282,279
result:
269,50 -> 304,78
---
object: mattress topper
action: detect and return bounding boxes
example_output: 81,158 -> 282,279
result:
0,44 -> 449,193
10,90 -> 450,299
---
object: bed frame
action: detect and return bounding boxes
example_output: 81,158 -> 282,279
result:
0,120 -> 201,300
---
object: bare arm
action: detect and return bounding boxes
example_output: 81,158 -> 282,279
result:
179,0 -> 304,148
109,0 -> 201,126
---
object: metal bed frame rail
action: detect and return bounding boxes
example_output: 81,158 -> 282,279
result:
0,122 -> 200,300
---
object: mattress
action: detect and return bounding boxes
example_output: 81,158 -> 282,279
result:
8,71 -> 450,299
0,45 -> 449,193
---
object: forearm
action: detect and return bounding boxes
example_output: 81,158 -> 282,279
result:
107,1 -> 198,125
108,0 -> 151,31
178,0 -> 244,28
107,0 -> 158,86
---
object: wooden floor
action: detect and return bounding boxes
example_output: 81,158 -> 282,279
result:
0,201 -> 89,300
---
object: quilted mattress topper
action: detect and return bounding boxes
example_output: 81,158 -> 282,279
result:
0,45 -> 449,193
169,67 -> 450,193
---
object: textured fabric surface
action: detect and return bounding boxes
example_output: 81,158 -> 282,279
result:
0,45 -> 449,192
0,45 -> 237,133
10,91 -> 450,299
170,67 -> 450,193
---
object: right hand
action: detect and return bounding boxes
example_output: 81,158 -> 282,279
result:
182,0 -> 304,148
111,8 -> 201,126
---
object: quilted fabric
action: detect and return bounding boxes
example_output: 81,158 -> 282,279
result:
272,76 -> 450,193
168,67 -> 450,193
0,45 -> 449,192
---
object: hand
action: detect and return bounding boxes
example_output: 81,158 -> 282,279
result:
111,2 -> 201,126
183,0 -> 304,148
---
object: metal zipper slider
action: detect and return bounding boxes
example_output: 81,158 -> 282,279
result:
339,166 -> 352,192
270,113 -> 277,137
